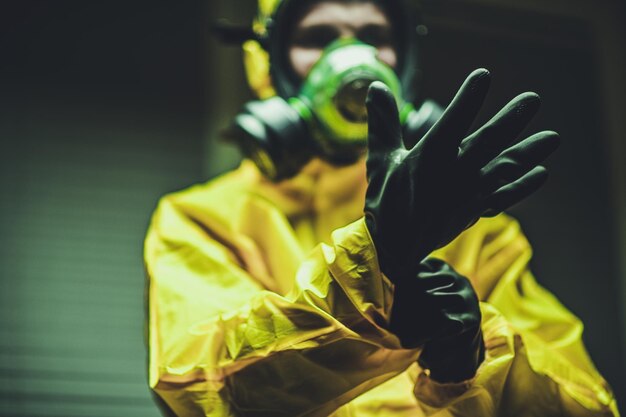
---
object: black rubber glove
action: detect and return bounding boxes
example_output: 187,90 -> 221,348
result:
364,69 -> 560,282
390,258 -> 484,383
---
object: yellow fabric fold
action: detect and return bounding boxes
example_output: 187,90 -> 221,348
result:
146,177 -> 419,416
145,162 -> 619,416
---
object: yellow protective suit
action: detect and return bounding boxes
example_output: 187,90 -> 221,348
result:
144,158 -> 619,417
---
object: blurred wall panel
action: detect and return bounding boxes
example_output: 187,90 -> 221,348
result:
203,1 -> 255,178
0,2 -> 207,416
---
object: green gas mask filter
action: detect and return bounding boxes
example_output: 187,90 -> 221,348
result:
225,40 -> 443,181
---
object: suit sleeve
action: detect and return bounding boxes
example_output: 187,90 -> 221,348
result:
414,215 -> 620,417
144,194 -> 419,417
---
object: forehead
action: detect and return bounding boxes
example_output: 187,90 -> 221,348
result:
296,2 -> 390,28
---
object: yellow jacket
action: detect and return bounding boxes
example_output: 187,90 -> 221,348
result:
144,159 -> 618,416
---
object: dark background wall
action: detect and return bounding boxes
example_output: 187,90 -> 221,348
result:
0,2 -> 207,416
1,1 -> 624,415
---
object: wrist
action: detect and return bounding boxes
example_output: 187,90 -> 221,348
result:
389,279 -> 430,348
364,211 -> 433,278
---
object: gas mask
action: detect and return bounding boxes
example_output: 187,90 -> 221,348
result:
226,39 -> 442,181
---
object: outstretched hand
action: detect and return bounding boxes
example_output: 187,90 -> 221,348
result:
364,69 -> 560,281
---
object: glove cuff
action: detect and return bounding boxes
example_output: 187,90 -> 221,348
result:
418,328 -> 485,383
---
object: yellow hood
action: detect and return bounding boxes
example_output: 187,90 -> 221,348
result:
243,0 -> 284,99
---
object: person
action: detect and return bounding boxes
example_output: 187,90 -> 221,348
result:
144,0 -> 620,415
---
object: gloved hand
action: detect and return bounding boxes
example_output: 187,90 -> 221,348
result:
364,69 -> 560,282
390,258 -> 484,383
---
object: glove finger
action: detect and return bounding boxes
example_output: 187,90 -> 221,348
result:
420,273 -> 457,291
414,68 -> 491,157
482,166 -> 548,217
479,130 -> 560,193
459,92 -> 541,170
419,257 -> 451,274
366,81 -> 404,157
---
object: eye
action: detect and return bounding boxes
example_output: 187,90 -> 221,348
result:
356,24 -> 393,48
291,25 -> 340,49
